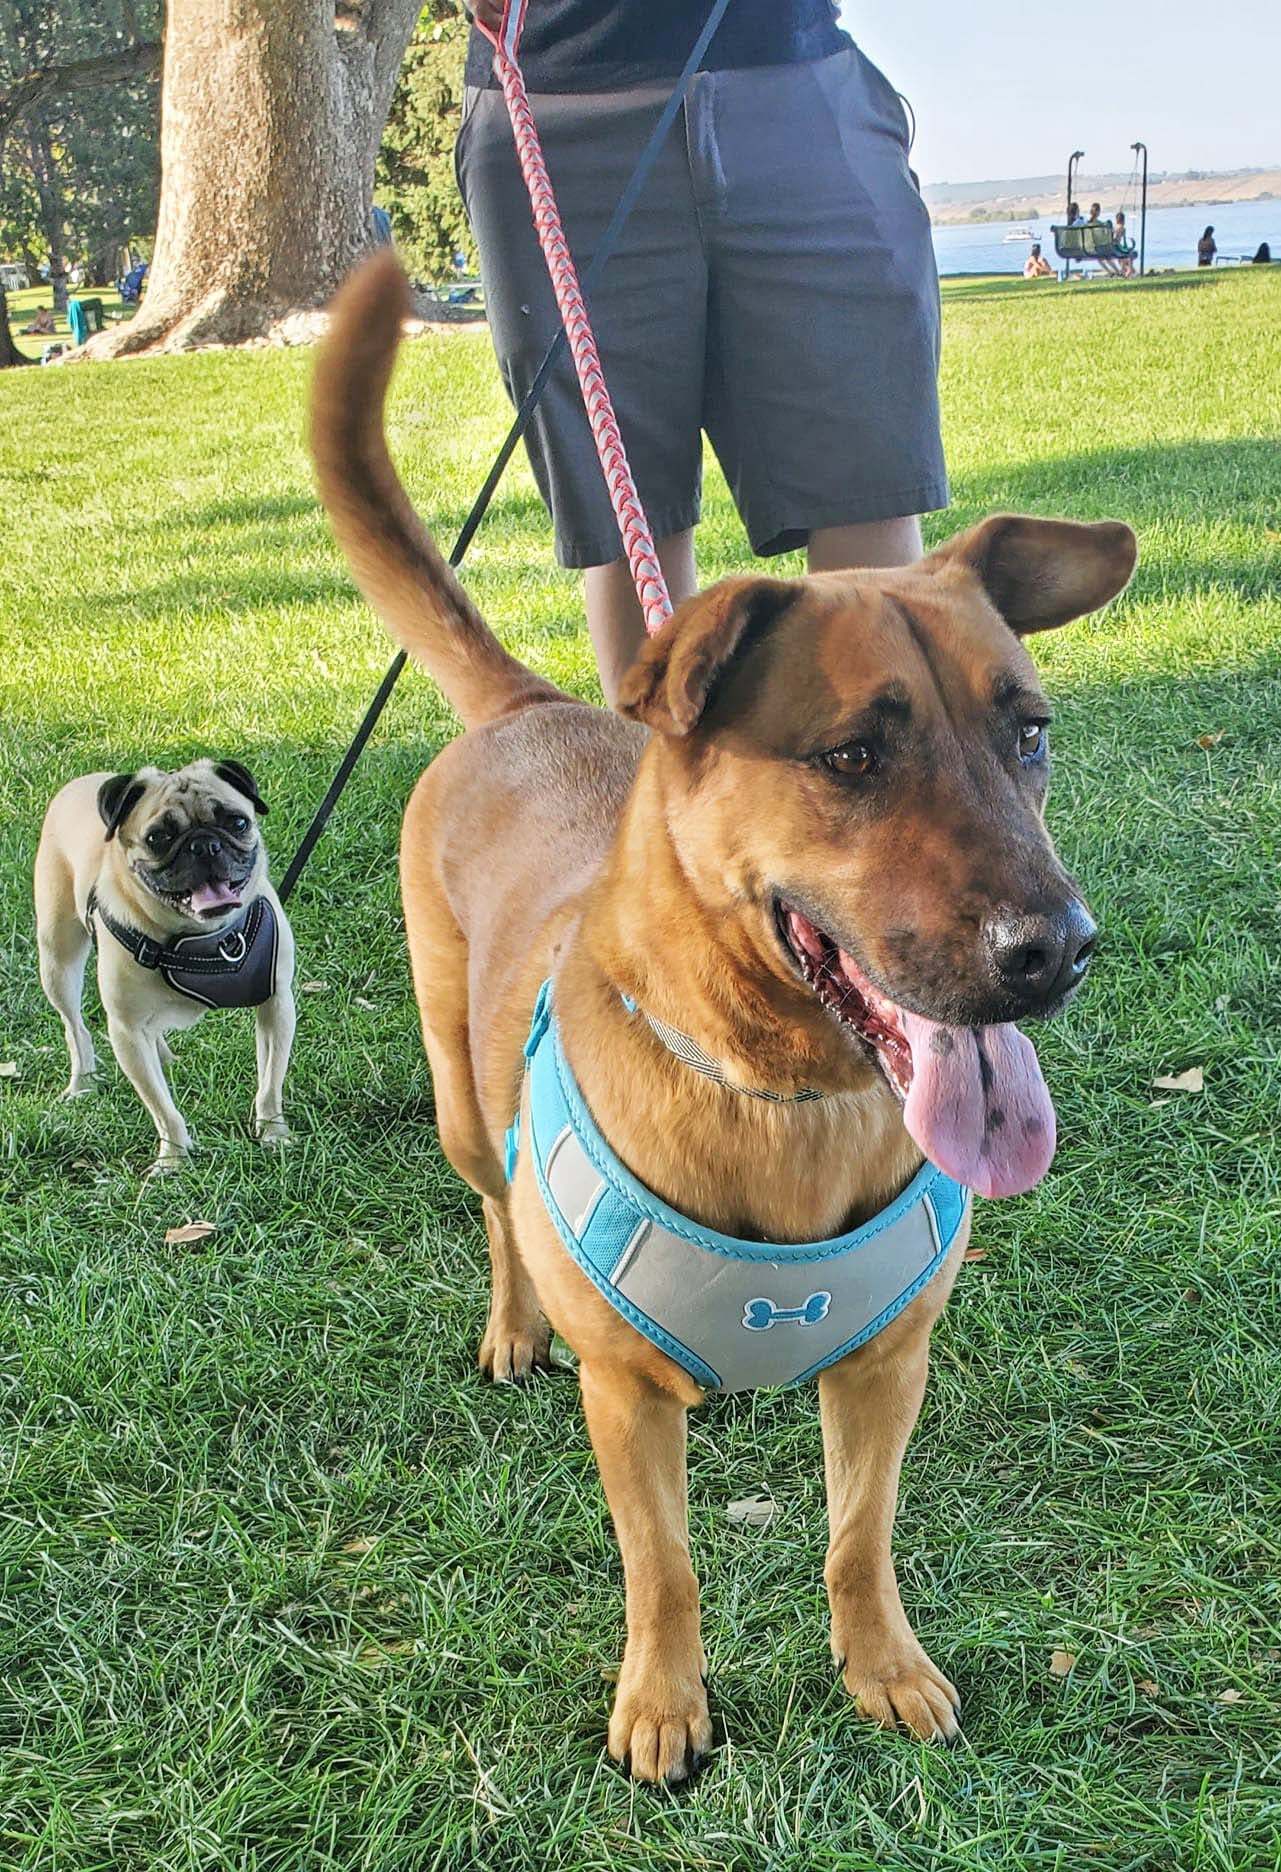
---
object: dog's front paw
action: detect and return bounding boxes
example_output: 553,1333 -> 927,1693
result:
145,1148 -> 190,1179
833,1620 -> 960,1742
478,1309 -> 552,1384
608,1657 -> 712,1784
255,1116 -> 292,1147
61,1074 -> 96,1100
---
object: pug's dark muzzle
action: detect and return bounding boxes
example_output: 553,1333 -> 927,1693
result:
136,830 -> 259,919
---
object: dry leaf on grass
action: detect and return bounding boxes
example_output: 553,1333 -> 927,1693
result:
0,1060 -> 18,1078
1137,1678 -> 1159,1698
164,1219 -> 216,1245
354,996 -> 376,1012
342,1535 -> 377,1555
1216,1687 -> 1242,1705
1049,1649 -> 1076,1677
727,1492 -> 777,1529
1152,1066 -> 1204,1094
1195,732 -> 1224,749
355,1638 -> 418,1668
963,1246 -> 988,1263
300,980 -> 330,994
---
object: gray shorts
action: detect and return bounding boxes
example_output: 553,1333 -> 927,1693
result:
456,46 -> 946,566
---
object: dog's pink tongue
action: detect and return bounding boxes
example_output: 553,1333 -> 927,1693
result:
188,881 -> 241,914
898,1012 -> 1056,1199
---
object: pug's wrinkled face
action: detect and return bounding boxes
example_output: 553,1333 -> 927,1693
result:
98,758 -> 268,929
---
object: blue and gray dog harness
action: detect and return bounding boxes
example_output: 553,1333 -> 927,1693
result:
506,982 -> 971,1393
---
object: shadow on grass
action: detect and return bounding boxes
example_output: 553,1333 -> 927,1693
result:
946,437 -> 1281,600
100,439 -> 1279,628
137,483 -> 559,582
153,495 -> 319,531
940,269 -> 1233,308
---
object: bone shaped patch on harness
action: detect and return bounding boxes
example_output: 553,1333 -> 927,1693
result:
742,1292 -> 832,1332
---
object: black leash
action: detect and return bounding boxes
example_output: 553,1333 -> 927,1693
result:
278,0 -> 734,906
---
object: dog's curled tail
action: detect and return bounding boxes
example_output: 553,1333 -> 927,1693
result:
311,251 -> 563,729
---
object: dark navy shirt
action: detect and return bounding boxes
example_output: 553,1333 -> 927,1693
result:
464,0 -> 851,92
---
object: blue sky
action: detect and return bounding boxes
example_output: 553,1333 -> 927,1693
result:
843,1 -> 1280,185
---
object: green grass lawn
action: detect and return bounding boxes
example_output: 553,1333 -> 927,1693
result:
2,267 -> 1280,1871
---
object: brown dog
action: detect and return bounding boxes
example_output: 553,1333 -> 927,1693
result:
312,254 -> 1135,1781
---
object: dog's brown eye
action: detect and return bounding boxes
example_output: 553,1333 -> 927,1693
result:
823,741 -> 877,780
1019,722 -> 1047,763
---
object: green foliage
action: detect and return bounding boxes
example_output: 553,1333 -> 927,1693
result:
376,0 -> 474,283
0,0 -> 159,282
1,269 -> 1280,1866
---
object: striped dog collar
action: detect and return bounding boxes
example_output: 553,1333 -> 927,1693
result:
620,992 -> 824,1104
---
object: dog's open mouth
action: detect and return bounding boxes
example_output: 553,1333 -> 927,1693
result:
777,901 -> 1057,1200
135,868 -> 247,920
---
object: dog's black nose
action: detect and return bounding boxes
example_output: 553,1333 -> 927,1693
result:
984,899 -> 1096,1007
187,832 -> 222,859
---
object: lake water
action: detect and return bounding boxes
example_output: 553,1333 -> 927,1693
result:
931,197 -> 1278,276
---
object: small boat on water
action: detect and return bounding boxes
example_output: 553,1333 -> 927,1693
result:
1002,225 -> 1041,242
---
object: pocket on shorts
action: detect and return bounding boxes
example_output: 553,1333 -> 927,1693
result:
844,44 -> 915,159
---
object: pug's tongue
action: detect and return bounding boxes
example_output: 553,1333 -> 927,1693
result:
188,880 -> 242,915
897,1010 -> 1056,1199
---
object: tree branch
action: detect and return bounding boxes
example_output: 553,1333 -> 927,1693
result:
0,40 -> 161,144
358,0 -> 426,60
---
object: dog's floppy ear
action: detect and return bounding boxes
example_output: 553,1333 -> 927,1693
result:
214,759 -> 268,816
928,515 -> 1137,634
616,577 -> 802,734
97,772 -> 145,841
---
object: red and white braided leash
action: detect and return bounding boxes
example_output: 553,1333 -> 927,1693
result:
477,0 -> 673,634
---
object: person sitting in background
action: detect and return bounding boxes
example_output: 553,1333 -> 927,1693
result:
1067,201 -> 1084,225
1103,208 -> 1136,277
1252,242 -> 1272,264
1023,243 -> 1053,278
1197,226 -> 1217,266
1086,202 -> 1104,224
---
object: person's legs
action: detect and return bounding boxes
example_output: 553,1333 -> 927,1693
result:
808,515 -> 922,575
456,85 -> 707,699
586,528 -> 697,704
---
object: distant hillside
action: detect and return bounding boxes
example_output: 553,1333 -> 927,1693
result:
923,167 -> 1281,225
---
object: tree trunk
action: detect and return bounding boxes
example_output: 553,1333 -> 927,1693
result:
87,0 -> 421,357
0,289 -> 34,367
29,118 -> 69,315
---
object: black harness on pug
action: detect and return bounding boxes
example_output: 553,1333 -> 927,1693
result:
87,889 -> 280,1010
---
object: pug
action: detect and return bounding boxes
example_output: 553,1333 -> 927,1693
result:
34,759 -> 296,1174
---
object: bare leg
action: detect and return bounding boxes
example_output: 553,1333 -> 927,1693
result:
253,986 -> 295,1144
38,916 -> 97,1096
107,1020 -> 192,1173
579,1360 -> 711,1783
819,1303 -> 960,1742
585,529 -> 697,708
807,515 -> 923,575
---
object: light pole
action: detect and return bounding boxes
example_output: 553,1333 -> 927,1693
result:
1067,149 -> 1084,222
1130,140 -> 1148,277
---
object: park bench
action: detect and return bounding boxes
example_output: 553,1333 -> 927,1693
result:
1051,220 -> 1120,279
